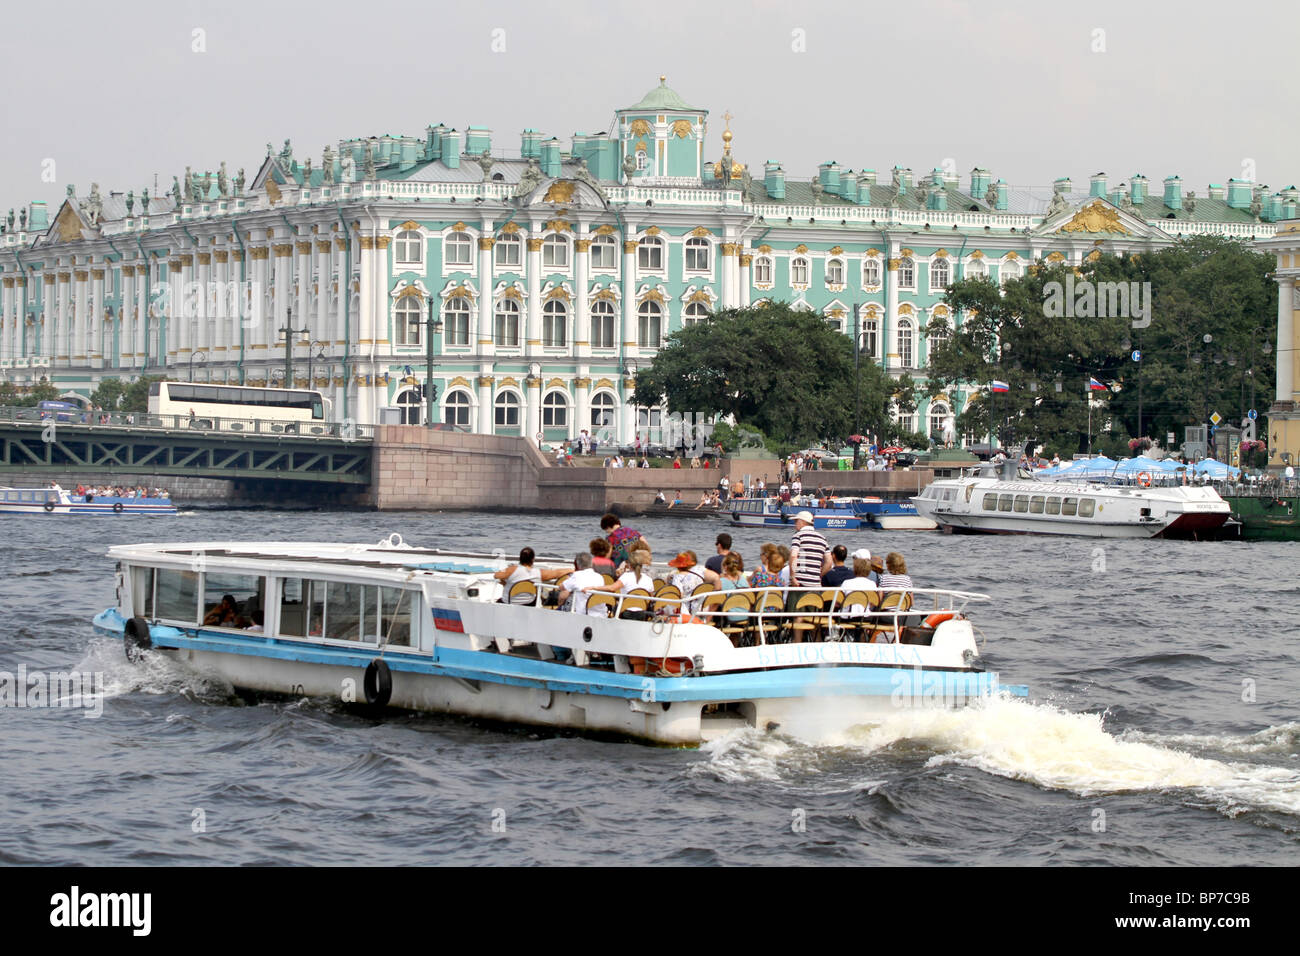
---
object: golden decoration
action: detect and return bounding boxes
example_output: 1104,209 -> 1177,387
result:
450,221 -> 468,232
273,243 -> 294,257
376,236 -> 391,248
623,240 -> 638,253
900,248 -> 914,257
1058,201 -> 1131,235
829,307 -> 846,319
358,237 -> 375,250
197,253 -> 212,265
544,219 -> 572,233
1004,251 -> 1020,260
672,119 -> 693,138
629,119 -> 651,137
315,241 -> 332,253
739,255 -> 753,267
448,376 -> 471,388
445,284 -> 476,300
689,226 -> 713,237
231,250 -> 245,261
545,288 -> 571,301
74,270 -> 88,281
573,376 -> 592,387
932,304 -> 950,316
644,226 -> 662,236
1045,252 -> 1066,262
1,278 -> 11,288
574,239 -> 591,252
864,247 -> 880,257
935,249 -> 950,257
829,246 -> 844,255
527,238 -> 545,252
476,375 -> 494,387
687,290 -> 712,304
398,220 -> 420,231
640,288 -> 666,304
887,259 -> 900,271
295,242 -> 312,255
592,288 -> 617,301
634,139 -> 648,155
213,251 -> 230,263
502,287 -> 523,300
794,244 -> 808,254
395,285 -> 424,300
543,377 -> 565,390
334,239 -> 347,251
498,222 -> 521,234
594,225 -> 616,235
970,250 -> 984,259
265,178 -> 282,205
542,181 -> 577,204
594,377 -> 615,391
499,376 -> 519,387
758,244 -> 773,253
477,237 -> 495,250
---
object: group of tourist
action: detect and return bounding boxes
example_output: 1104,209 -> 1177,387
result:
65,482 -> 169,499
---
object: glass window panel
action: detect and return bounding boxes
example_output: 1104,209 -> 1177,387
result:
156,569 -> 199,623
1061,497 -> 1078,516
1079,498 -> 1095,518
998,494 -> 1013,512
1046,497 -> 1061,515
380,587 -> 413,646
1013,495 -> 1029,513
1029,496 -> 1045,514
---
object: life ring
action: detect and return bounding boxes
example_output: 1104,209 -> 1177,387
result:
113,502 -> 124,513
924,611 -> 958,628
1137,472 -> 1152,488
124,615 -> 153,662
43,500 -> 55,513
363,659 -> 393,707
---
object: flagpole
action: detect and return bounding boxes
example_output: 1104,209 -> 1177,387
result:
1087,379 -> 1092,457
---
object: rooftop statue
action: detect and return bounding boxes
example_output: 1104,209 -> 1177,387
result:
233,169 -> 245,196
915,179 -> 930,208
1250,194 -> 1262,220
217,162 -> 229,197
85,183 -> 103,225
67,183 -> 76,198
322,145 -> 335,185
810,177 -> 823,205
141,187 -> 150,212
1182,190 -> 1196,216
302,157 -> 312,183
19,208 -> 26,228
1121,190 -> 1136,210
190,174 -> 203,202
171,176 -> 183,205
6,209 -> 14,230
1045,184 -> 1070,218
476,148 -> 494,177
126,191 -> 134,216
340,154 -> 355,183
622,155 -> 637,181
514,158 -> 544,197
573,157 -> 604,197
281,139 -> 294,166
985,181 -> 998,206
363,147 -> 377,181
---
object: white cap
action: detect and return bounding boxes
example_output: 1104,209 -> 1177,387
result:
794,510 -> 815,524
851,548 -> 872,561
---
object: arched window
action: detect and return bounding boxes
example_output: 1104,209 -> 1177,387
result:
790,257 -> 809,286
638,236 -> 664,271
590,235 -> 617,270
396,388 -> 422,425
898,257 -> 915,289
637,300 -> 662,348
927,313 -> 951,360
859,316 -> 879,357
543,234 -> 569,269
495,233 -> 521,268
590,299 -> 615,348
684,237 -> 711,272
394,295 -> 422,347
967,258 -> 987,279
930,258 -> 950,291
754,256 -> 773,286
1000,260 -> 1021,285
897,318 -> 915,368
444,389 -> 472,427
862,258 -> 881,286
396,230 -> 422,265
445,231 -> 473,266
495,298 -> 520,347
443,296 -> 471,346
591,392 -> 616,431
929,402 -> 951,441
543,299 -> 567,347
826,258 -> 844,286
494,391 -> 520,428
635,149 -> 648,171
826,313 -> 844,334
683,301 -> 709,327
542,391 -> 568,428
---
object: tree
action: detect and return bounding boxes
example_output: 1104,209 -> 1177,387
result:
121,375 -> 167,413
632,303 -> 903,453
90,378 -> 128,411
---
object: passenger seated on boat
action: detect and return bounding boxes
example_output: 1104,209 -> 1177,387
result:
821,545 -> 852,588
667,551 -> 720,614
878,552 -> 914,593
558,553 -> 609,617
748,544 -> 783,589
837,559 -> 879,617
589,538 -> 617,576
849,548 -> 880,587
494,547 -> 542,603
203,594 -> 239,627
244,610 -> 265,633
591,552 -> 655,598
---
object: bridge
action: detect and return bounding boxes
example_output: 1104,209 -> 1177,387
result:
0,408 -> 374,484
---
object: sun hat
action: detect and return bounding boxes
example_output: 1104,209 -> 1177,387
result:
851,548 -> 872,561
794,510 -> 815,524
667,552 -> 695,569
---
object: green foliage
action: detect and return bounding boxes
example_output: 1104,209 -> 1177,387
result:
0,379 -> 58,406
121,376 -> 167,413
633,302 -> 901,454
89,378 -> 128,411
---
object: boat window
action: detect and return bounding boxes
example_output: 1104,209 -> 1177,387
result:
1061,497 -> 1078,516
1013,494 -> 1029,513
998,494 -> 1014,512
321,581 -> 380,644
982,494 -> 997,511
1078,498 -> 1095,517
380,587 -> 413,646
155,568 -> 200,623
1046,497 -> 1061,515
1029,495 -> 1045,514
202,573 -> 263,628
134,567 -> 156,618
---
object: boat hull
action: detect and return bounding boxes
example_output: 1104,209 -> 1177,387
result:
1223,495 -> 1300,541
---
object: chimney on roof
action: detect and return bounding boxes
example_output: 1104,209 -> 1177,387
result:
1226,178 -> 1252,210
995,181 -> 1008,212
28,201 -> 48,229
1131,175 -> 1148,204
1090,172 -> 1108,198
970,167 -> 990,198
465,127 -> 492,156
1163,175 -> 1182,211
540,138 -> 561,177
764,161 -> 785,200
1207,183 -> 1226,200
520,129 -> 541,159
855,172 -> 873,205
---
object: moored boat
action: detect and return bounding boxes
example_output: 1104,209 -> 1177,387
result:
728,496 -> 936,531
0,486 -> 176,516
93,535 -> 1026,746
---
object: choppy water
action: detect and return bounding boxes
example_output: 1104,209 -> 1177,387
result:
1,508 -> 1297,865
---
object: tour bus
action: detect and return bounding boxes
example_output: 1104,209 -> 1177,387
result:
37,400 -> 84,422
148,382 -> 331,434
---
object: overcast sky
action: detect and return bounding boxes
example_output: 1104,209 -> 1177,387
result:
2,0 -> 1295,211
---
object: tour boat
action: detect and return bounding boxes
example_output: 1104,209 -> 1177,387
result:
0,486 -> 176,516
911,472 -> 1230,538
92,535 -> 1026,746
728,496 -> 937,531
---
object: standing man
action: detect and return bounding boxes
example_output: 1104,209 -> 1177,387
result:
789,510 -> 831,592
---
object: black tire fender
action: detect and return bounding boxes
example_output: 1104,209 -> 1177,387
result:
113,502 -> 124,513
363,659 -> 392,707
124,616 -> 153,662
43,500 -> 55,513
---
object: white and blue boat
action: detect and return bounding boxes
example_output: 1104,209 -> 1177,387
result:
729,496 -> 936,531
93,535 -> 1025,746
0,486 -> 176,516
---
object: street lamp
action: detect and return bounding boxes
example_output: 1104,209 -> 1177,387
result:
189,349 -> 207,383
409,296 -> 443,428
279,305 -> 309,387
624,360 -> 638,449
308,340 -> 328,391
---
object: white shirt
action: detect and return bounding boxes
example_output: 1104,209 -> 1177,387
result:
502,565 -> 541,602
568,567 -> 607,616
617,571 -> 654,594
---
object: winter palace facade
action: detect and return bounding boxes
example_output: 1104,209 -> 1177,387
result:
0,78 -> 1293,444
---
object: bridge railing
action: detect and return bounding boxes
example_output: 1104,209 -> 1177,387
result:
0,406 -> 374,440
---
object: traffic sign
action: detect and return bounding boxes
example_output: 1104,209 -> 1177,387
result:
1248,408 -> 1258,421
1210,412 -> 1222,426
1131,350 -> 1141,362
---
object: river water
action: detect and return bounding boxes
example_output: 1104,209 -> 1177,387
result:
1,508 -> 1297,866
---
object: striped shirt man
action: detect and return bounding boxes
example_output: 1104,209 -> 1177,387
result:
789,512 -> 830,588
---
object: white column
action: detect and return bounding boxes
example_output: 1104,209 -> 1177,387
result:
315,239 -> 330,361
477,236 -> 494,355
1,278 -> 11,362
525,237 -> 542,356
210,251 -> 227,359
71,269 -> 87,364
739,253 -> 752,307
621,236 -> 638,360
120,267 -> 135,367
90,267 -> 104,367
135,265 -> 150,366
42,275 -> 56,359
574,238 -> 590,359
1279,277 -> 1295,404
884,242 -> 900,372
476,373 -> 493,434
194,253 -> 211,355
575,372 -> 590,441
332,237 -> 346,350
56,273 -> 71,365
620,373 -> 635,444
178,254 -> 194,363
296,241 -> 312,384
526,377 -> 541,444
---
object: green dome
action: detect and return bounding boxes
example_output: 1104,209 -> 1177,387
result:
626,77 -> 699,112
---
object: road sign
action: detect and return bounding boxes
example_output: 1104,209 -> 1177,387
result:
1248,408 -> 1258,421
1210,412 -> 1222,426
1131,350 -> 1141,362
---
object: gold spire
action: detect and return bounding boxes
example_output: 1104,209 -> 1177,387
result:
722,111 -> 734,153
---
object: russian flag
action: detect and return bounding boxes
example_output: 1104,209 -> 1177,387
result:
1088,377 -> 1108,391
990,380 -> 1009,392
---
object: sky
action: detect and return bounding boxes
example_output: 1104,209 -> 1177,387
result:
1,0 -> 1295,211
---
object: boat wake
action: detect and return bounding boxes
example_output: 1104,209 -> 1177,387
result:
76,636 -> 237,704
696,696 -> 1300,821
